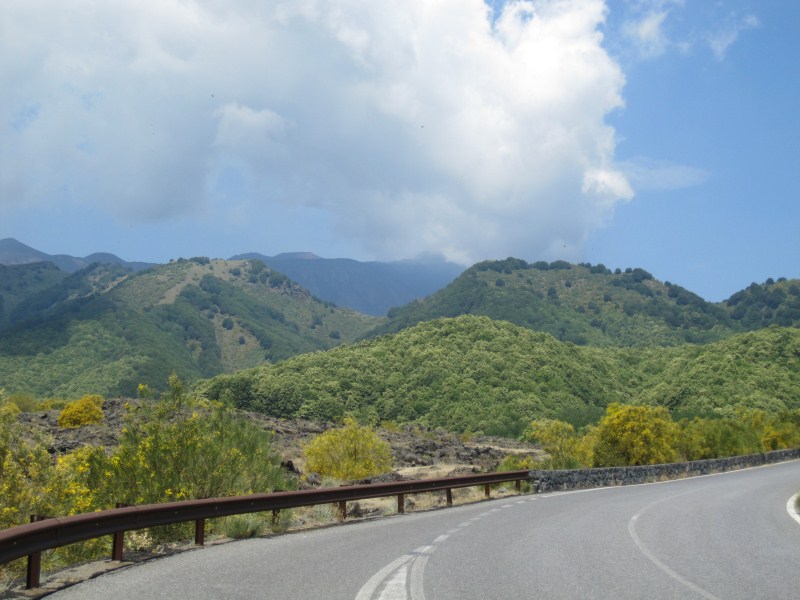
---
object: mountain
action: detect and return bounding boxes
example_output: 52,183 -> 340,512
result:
230,252 -> 464,316
0,257 -> 382,398
0,238 -> 154,273
196,315 -> 800,437
368,258 -> 800,346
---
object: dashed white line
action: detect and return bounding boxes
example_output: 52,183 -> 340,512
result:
357,495 -> 537,599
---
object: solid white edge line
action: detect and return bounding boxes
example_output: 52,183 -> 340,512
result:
786,491 -> 800,527
409,554 -> 428,600
628,500 -> 722,600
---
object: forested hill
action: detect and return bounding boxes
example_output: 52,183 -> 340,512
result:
196,315 -> 800,437
0,258 -> 381,398
369,258 -> 800,346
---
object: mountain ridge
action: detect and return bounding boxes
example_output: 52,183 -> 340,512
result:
368,258 -> 800,344
0,257 -> 381,398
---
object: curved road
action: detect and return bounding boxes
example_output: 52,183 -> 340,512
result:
51,460 -> 800,599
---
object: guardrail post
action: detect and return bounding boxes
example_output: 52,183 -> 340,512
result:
397,493 -> 405,514
111,503 -> 128,561
515,479 -> 522,493
26,515 -> 49,589
484,483 -> 491,499
195,518 -> 205,546
337,501 -> 347,522
445,489 -> 453,506
271,509 -> 280,527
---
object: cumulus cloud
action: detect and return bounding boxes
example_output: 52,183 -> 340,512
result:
1,0 -> 631,264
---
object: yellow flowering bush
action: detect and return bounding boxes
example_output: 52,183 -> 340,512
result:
593,403 -> 679,467
303,418 -> 393,481
0,405 -> 53,531
57,395 -> 104,428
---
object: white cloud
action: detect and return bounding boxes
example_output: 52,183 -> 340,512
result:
618,157 -> 710,191
1,0 -> 631,264
707,14 -> 760,61
622,9 -> 670,59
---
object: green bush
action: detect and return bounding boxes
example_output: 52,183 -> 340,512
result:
221,513 -> 267,539
57,395 -> 104,428
522,419 -> 581,469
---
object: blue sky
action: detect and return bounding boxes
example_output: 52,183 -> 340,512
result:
1,0 -> 797,302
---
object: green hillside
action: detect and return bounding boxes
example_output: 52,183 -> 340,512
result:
196,316 -> 800,437
0,258 -> 381,398
0,262 -> 70,329
371,259 -> 736,345
724,277 -> 800,329
371,258 -> 800,345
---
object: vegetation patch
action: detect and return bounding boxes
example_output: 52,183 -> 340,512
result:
197,316 -> 800,437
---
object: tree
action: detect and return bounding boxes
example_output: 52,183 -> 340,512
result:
522,419 -> 579,469
303,418 -> 393,480
593,403 -> 679,467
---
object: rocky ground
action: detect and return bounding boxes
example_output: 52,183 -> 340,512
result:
17,398 -> 545,484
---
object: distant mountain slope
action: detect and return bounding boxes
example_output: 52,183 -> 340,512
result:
0,262 -> 130,331
196,316 -> 800,437
0,262 -> 70,329
230,252 -> 464,316
0,237 -> 154,273
369,258 -> 739,346
0,258 -> 381,398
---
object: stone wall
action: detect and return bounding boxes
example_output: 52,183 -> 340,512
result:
529,448 -> 800,493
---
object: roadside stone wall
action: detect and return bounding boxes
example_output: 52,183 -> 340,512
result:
529,448 -> 800,493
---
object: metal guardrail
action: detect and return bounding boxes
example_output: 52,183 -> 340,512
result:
0,469 -> 531,589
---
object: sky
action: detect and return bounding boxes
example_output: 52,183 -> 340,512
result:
1,0 -> 797,302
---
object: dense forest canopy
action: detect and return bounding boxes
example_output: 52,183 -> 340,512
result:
197,316 -> 800,437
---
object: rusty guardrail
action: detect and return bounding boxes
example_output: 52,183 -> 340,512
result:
0,469 -> 530,588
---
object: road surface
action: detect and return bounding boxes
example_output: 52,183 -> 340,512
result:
49,460 -> 800,599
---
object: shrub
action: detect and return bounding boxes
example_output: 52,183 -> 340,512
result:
5,392 -> 38,412
522,419 -> 580,469
0,405 -> 53,530
303,418 -> 393,481
57,395 -> 104,428
222,513 -> 267,539
592,403 -> 679,467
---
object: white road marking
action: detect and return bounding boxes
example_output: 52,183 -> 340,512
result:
355,555 -> 413,600
787,492 -> 800,527
356,494 -> 538,599
409,554 -> 428,600
376,564 -> 409,600
628,495 -> 721,600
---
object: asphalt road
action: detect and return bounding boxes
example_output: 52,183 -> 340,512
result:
49,460 -> 800,599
